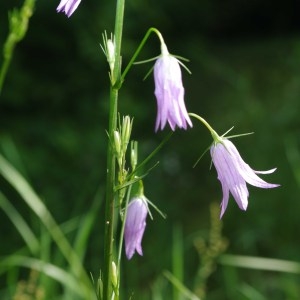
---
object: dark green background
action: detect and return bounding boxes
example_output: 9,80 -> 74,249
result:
1,0 -> 300,298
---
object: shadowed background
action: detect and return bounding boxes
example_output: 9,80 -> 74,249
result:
1,0 -> 300,299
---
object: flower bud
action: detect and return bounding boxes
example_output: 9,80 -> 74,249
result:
121,115 -> 132,154
107,39 -> 115,73
113,131 -> 121,157
111,261 -> 118,288
130,141 -> 138,171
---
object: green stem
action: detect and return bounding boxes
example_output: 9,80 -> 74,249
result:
116,184 -> 132,292
103,88 -> 118,300
189,113 -> 220,141
103,0 -> 125,297
121,27 -> 163,82
111,0 -> 125,88
0,0 -> 35,94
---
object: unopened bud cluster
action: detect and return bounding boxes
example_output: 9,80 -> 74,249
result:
99,32 -> 116,82
113,115 -> 132,169
112,115 -> 133,204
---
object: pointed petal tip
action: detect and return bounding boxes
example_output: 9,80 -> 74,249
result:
241,203 -> 248,211
255,167 -> 277,174
136,247 -> 143,256
126,250 -> 134,260
219,203 -> 227,219
266,183 -> 280,188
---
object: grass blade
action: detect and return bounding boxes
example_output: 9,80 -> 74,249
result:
0,191 -> 39,255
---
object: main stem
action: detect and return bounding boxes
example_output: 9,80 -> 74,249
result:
103,0 -> 125,297
103,88 -> 118,300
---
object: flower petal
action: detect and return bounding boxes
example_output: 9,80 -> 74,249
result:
219,180 -> 230,218
212,143 -> 249,212
56,0 -> 81,17
223,140 -> 280,189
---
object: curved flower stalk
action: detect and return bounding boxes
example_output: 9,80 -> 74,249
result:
154,42 -> 192,131
211,139 -> 279,218
124,196 -> 148,259
57,0 -> 81,17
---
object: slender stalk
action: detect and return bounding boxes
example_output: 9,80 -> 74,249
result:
111,0 -> 125,88
103,0 -> 125,297
121,27 -> 162,82
188,113 -> 220,141
189,113 -> 253,142
116,184 -> 132,293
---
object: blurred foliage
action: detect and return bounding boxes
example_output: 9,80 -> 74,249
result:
1,0 -> 300,299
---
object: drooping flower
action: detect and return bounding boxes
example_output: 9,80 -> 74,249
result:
153,43 -> 192,131
56,0 -> 81,17
210,139 -> 279,218
124,197 -> 148,259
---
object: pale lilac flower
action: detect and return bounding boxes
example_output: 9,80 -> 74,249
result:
124,197 -> 148,259
210,139 -> 279,218
57,0 -> 81,17
153,44 -> 192,131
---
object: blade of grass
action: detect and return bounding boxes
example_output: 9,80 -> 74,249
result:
0,191 -> 39,255
0,153 -> 95,298
219,254 -> 300,274
0,255 -> 85,298
163,270 -> 201,300
172,224 -> 184,300
0,136 -> 29,180
239,283 -> 267,300
39,224 -> 57,298
73,187 -> 104,260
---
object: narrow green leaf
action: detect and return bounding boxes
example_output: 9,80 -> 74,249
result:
0,191 -> 39,254
219,254 -> 300,274
163,270 -> 201,300
0,153 -> 94,298
0,255 -> 85,298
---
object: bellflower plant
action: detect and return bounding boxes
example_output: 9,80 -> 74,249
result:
57,0 -> 81,17
124,196 -> 148,259
210,138 -> 279,218
154,42 -> 193,131
0,0 -> 283,296
48,0 -> 281,292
